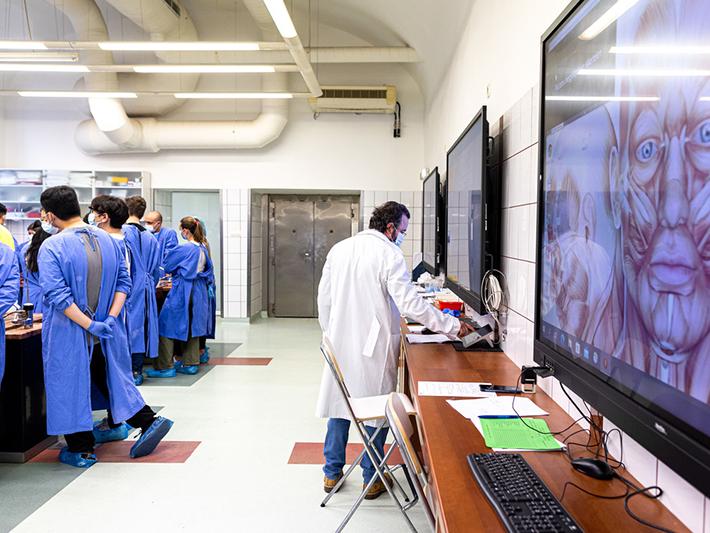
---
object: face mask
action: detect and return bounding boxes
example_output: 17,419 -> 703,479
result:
41,220 -> 58,235
145,224 -> 156,233
87,212 -> 99,226
395,231 -> 405,247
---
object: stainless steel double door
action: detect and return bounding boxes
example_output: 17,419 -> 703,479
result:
269,195 -> 358,317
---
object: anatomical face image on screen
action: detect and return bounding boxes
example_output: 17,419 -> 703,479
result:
540,0 -> 710,408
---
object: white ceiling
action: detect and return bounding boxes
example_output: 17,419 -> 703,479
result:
0,0 -> 474,104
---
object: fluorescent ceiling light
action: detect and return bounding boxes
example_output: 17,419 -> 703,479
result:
133,64 -> 277,73
579,0 -> 640,40
579,67 -> 710,77
175,92 -> 294,99
0,63 -> 88,72
99,41 -> 261,51
18,91 -> 137,98
264,0 -> 298,39
698,97 -> 710,101
0,41 -> 47,50
0,52 -> 78,62
610,45 -> 710,55
546,95 -> 659,102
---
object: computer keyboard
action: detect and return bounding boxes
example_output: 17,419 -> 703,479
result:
467,453 -> 582,533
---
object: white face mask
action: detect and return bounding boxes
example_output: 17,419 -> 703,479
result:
41,220 -> 58,235
87,212 -> 99,226
145,224 -> 157,233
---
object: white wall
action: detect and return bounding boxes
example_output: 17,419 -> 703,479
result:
425,2 -> 708,531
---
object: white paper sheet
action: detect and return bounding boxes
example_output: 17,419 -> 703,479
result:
418,381 -> 495,398
407,325 -> 427,334
405,333 -> 451,344
447,396 -> 549,419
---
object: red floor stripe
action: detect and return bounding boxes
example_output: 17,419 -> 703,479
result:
209,357 -> 272,366
288,442 -> 404,465
30,441 -> 200,464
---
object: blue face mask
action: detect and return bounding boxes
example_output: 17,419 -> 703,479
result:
41,220 -> 58,235
87,212 -> 99,226
395,231 -> 405,247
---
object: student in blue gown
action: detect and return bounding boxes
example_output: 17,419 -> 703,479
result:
147,216 -> 215,378
39,186 -> 173,468
16,220 -> 40,259
0,242 -> 20,385
194,217 -> 216,365
89,195 -> 160,386
19,223 -> 52,314
142,210 -> 178,271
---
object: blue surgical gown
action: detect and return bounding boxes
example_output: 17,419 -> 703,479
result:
0,243 -> 20,384
155,228 -> 178,272
159,242 -> 215,341
38,226 -> 145,435
123,225 -> 161,358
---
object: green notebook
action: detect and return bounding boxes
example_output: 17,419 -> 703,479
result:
480,418 -> 561,450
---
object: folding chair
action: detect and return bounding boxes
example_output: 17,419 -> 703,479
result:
319,335 -> 419,532
385,392 -> 437,531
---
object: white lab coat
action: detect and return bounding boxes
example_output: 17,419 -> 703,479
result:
315,229 -> 459,423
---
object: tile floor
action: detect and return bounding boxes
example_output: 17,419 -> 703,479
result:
3,318 -> 429,533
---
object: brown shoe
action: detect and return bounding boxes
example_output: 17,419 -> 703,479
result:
324,473 -> 344,493
363,472 -> 393,500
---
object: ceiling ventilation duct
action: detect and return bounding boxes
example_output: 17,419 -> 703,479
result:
70,0 -> 290,154
309,85 -> 397,114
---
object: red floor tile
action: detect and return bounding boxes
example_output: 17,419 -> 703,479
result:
30,441 -> 200,464
288,442 -> 404,465
209,357 -> 272,366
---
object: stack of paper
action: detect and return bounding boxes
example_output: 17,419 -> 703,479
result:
406,333 -> 451,344
418,381 -> 495,398
407,325 -> 427,334
446,397 -> 564,451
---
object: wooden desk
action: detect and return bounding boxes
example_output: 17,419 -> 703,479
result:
0,320 -> 55,462
401,329 -> 687,533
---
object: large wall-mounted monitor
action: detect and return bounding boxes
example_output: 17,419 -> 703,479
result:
535,0 -> 710,497
421,167 -> 443,275
445,107 -> 490,314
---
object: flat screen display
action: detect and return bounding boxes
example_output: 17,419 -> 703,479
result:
446,111 -> 485,300
422,168 -> 439,272
539,0 -> 710,447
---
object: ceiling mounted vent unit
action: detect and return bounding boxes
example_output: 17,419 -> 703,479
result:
162,0 -> 181,17
309,85 -> 396,114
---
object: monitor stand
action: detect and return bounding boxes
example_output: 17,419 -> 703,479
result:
451,340 -> 502,352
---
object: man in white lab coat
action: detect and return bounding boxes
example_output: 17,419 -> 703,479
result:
316,201 -> 473,498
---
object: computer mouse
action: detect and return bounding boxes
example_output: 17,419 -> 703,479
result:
571,458 -> 615,480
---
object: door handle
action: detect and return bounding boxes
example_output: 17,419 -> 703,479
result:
304,251 -> 311,258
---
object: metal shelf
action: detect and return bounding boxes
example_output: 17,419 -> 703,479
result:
94,185 -> 142,189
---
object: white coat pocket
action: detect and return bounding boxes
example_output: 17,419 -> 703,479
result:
362,317 -> 381,358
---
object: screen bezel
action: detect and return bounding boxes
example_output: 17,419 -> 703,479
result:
444,106 -> 489,315
533,0 -> 710,498
421,167 -> 441,275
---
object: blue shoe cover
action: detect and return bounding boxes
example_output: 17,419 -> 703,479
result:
59,447 -> 97,468
145,368 -> 176,378
133,373 -> 144,386
93,421 -> 128,444
177,364 -> 198,375
199,352 -> 209,364
130,417 -> 174,458
173,360 -> 183,369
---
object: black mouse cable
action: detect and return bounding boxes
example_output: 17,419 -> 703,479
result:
510,371 -> 585,437
561,383 -> 677,533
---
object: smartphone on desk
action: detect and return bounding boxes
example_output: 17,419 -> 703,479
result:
480,384 -> 524,394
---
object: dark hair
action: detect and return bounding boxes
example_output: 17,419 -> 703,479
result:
0,203 -> 6,216
368,201 -> 411,233
90,195 -> 129,229
40,186 -> 81,221
180,216 -> 206,244
25,228 -> 52,273
27,220 -> 42,232
125,196 -> 147,218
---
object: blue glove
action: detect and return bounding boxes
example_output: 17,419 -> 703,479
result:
105,316 -> 118,332
87,320 -> 113,339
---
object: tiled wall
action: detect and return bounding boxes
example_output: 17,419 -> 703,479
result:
222,189 -> 250,319
249,193 -> 267,318
361,191 -> 423,272
496,88 -> 708,532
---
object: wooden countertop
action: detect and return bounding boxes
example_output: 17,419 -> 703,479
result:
402,331 -> 688,533
5,318 -> 42,340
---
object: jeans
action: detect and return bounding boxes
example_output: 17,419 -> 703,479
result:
323,418 -> 388,484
